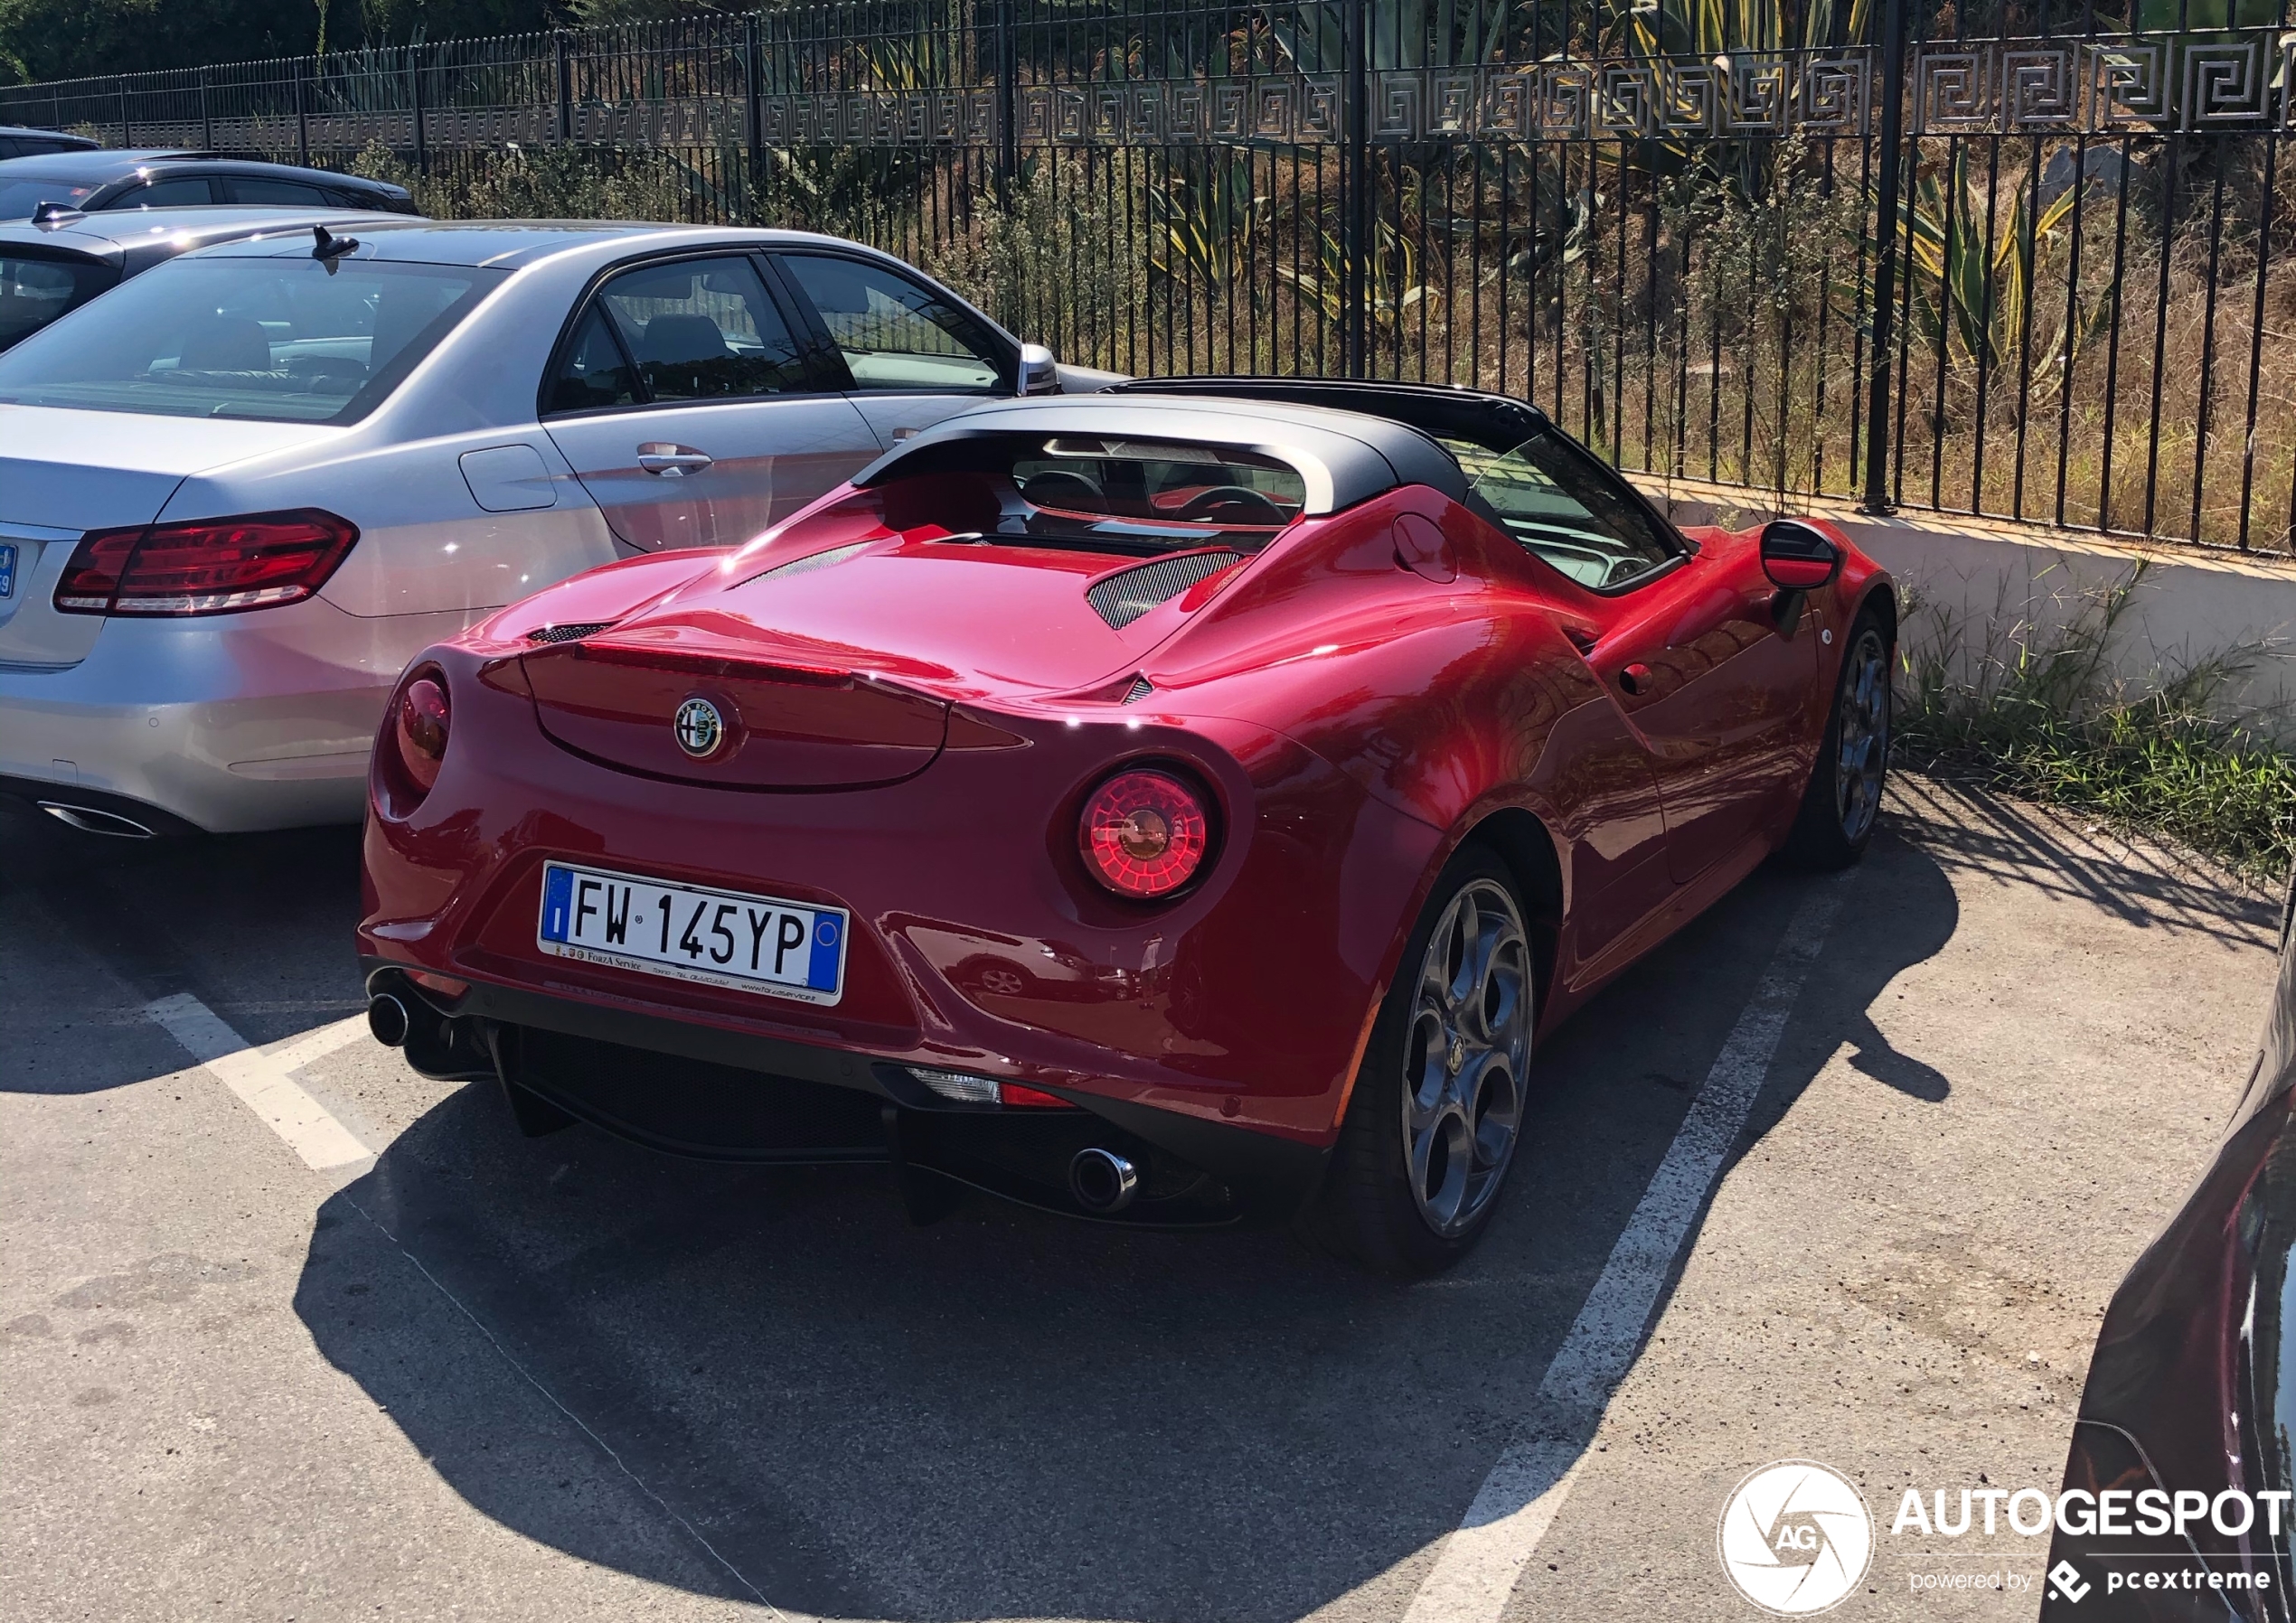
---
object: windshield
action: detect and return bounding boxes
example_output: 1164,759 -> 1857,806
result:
0,252 -> 111,352
0,179 -> 98,220
872,433 -> 1308,557
1445,429 -> 1680,591
0,255 -> 503,423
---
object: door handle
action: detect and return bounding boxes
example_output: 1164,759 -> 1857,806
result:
636,443 -> 712,477
1618,662 -> 1653,697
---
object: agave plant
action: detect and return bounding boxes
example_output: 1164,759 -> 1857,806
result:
1598,0 -> 1874,201
1266,0 -> 1514,74
1148,151 -> 1269,301
1893,145 -> 2101,384
1275,211 -> 1436,346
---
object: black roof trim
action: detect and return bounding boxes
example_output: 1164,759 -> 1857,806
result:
1110,376 -> 1548,456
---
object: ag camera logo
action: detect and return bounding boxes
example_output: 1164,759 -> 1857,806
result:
1718,1459 -> 1875,1615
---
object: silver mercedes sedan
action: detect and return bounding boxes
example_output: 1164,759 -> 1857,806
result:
0,220 -> 1111,835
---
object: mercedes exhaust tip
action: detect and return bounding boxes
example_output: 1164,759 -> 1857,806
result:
37,802 -> 155,839
367,993 -> 411,1048
1068,1147 -> 1140,1214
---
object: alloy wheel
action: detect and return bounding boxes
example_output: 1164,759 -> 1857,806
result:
1833,627 -> 1890,845
1400,877 -> 1533,1237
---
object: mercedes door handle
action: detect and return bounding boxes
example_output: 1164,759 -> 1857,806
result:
636,443 -> 712,477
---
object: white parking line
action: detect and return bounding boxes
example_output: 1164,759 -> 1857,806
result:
146,994 -> 373,1172
263,1014 -> 372,1074
1401,877 -> 1850,1623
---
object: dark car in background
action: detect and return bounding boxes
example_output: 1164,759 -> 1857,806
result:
0,150 -> 416,221
2041,885 -> 2296,1618
0,205 -> 415,353
0,127 -> 100,160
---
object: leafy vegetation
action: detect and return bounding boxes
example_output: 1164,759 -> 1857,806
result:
0,0 -> 563,83
1896,562 -> 2296,885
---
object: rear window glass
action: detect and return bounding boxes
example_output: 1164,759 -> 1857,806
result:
871,432 -> 1306,556
0,255 -> 503,423
0,178 -> 97,220
0,253 -> 110,352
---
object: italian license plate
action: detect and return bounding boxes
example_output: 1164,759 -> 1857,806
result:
536,860 -> 847,1005
0,544 -> 15,598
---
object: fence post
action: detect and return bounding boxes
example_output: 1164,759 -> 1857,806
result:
1341,0 -> 1368,378
295,59 -> 308,164
555,31 -> 571,144
409,45 -> 427,175
743,14 -> 763,225
199,68 -> 212,151
1859,0 -> 1910,514
993,0 -> 1017,209
119,80 -> 131,146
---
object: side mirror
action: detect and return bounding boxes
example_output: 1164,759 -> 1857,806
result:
1760,519 -> 1843,592
1019,342 -> 1061,396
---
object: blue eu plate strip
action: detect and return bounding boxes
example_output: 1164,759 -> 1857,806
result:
807,914 -> 842,991
540,866 -> 573,943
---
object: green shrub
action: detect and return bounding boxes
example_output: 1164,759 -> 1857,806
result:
1896,562 -> 2296,884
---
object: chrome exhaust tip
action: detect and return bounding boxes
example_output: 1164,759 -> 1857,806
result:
1068,1147 -> 1140,1214
37,802 -> 154,838
367,993 -> 411,1048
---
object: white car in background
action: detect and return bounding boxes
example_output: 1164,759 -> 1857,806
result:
0,220 -> 1109,835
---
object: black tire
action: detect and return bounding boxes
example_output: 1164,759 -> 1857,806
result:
1779,607 -> 1892,870
1313,845 -> 1535,1278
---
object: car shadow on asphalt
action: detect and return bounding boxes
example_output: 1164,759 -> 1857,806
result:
282,815 -> 1971,1622
0,804 -> 367,1092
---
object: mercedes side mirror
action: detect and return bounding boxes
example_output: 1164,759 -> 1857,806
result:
1019,342 -> 1061,396
1760,519 -> 1843,591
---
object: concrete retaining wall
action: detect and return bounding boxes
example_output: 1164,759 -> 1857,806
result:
1630,474 -> 2296,739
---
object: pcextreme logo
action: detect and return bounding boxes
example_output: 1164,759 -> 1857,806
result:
1718,1459 -> 1877,1616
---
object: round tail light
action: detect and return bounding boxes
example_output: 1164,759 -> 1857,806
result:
1079,768 -> 1209,898
393,675 -> 451,793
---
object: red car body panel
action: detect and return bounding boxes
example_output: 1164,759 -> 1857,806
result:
358,389 -> 1888,1209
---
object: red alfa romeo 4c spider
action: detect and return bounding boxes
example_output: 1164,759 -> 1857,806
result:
357,379 -> 1893,1275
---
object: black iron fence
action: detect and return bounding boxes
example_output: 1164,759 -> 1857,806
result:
5,1 -> 2293,552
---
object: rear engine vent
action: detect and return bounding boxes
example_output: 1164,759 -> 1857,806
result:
526,621 -> 608,644
756,540 -> 873,582
1086,550 -> 1242,630
1123,675 -> 1153,704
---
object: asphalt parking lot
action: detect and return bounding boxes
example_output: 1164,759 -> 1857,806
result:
0,775 -> 2277,1623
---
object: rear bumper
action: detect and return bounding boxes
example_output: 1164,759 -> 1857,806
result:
365,960 -> 1331,1223
0,600 -> 468,832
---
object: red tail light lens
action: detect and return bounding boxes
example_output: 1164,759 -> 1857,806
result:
392,676 -> 451,793
1079,768 -> 1210,898
1000,1083 -> 1073,1109
55,510 -> 358,616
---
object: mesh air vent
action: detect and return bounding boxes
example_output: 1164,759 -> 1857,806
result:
757,540 -> 872,581
1085,550 -> 1243,630
526,621 -> 608,644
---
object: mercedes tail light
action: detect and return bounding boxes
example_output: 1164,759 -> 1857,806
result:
1079,768 -> 1210,898
55,510 -> 358,616
391,675 -> 451,794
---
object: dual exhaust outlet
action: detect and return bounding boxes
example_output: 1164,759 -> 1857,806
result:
371,990 -> 1143,1214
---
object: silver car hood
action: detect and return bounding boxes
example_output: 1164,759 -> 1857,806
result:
0,405 -> 341,667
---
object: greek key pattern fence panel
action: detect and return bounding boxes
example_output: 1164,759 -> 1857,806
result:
1911,34 -> 2296,132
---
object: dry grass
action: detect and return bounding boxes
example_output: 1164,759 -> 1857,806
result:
328,127 -> 2296,555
